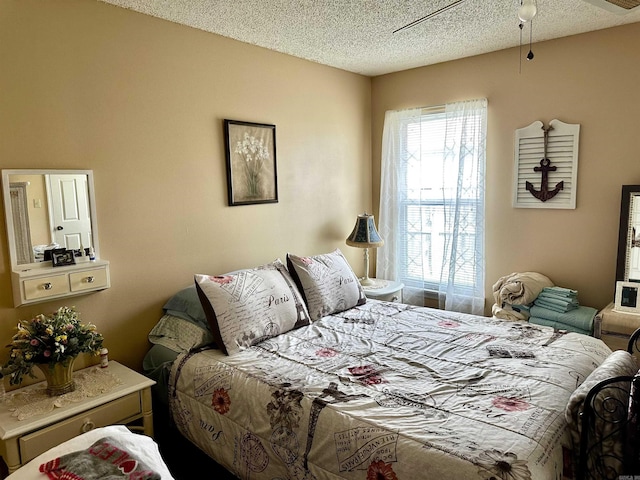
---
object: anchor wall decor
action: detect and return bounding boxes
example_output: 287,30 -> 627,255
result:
513,119 -> 580,209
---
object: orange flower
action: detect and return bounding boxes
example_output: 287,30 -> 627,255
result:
212,388 -> 231,415
367,460 -> 398,480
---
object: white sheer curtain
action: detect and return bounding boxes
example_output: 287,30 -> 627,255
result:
378,99 -> 487,315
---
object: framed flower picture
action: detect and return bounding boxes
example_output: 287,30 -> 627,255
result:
224,119 -> 278,206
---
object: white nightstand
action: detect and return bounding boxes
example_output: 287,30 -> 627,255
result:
362,279 -> 404,303
0,361 -> 155,475
596,302 -> 640,353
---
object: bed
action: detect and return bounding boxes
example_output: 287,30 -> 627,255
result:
144,250 -> 640,480
5,425 -> 174,479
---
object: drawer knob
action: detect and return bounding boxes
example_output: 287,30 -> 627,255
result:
86,276 -> 95,283
81,419 -> 95,433
43,282 -> 53,290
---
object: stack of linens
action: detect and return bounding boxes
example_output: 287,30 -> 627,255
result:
491,272 -> 553,321
529,287 -> 596,335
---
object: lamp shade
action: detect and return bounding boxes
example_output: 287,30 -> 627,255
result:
346,213 -> 384,248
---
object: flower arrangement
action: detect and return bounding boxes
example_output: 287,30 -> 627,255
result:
1,306 -> 103,386
235,132 -> 270,198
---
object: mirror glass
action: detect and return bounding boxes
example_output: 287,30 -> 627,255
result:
2,170 -> 99,268
616,185 -> 640,283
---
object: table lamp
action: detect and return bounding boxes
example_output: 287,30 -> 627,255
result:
346,213 -> 384,286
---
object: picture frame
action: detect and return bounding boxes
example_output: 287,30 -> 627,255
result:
51,249 -> 76,267
224,119 -> 278,206
614,280 -> 640,314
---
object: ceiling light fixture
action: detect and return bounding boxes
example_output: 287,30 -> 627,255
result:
518,0 -> 538,22
518,0 -> 537,72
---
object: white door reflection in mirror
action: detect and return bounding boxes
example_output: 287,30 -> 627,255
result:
48,174 -> 92,250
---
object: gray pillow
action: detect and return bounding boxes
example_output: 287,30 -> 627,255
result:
162,286 -> 209,330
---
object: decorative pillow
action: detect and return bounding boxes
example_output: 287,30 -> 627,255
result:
148,314 -> 215,352
286,248 -> 366,321
565,350 -> 638,428
195,260 -> 310,355
162,286 -> 209,331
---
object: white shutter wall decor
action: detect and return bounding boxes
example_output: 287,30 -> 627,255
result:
513,119 -> 580,209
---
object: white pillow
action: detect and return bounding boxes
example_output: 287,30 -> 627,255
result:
195,260 -> 310,355
287,248 -> 365,321
565,350 -> 638,428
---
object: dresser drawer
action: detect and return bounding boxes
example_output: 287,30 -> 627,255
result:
19,392 -> 141,463
23,274 -> 70,300
70,267 -> 109,292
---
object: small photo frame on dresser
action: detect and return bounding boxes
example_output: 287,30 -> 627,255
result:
51,249 -> 76,267
614,281 -> 640,314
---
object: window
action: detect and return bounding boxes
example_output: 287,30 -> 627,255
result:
401,108 -> 481,289
379,99 -> 486,314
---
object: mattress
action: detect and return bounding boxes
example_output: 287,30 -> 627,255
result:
168,300 -> 610,480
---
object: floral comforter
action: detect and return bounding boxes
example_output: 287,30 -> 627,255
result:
168,300 -> 610,480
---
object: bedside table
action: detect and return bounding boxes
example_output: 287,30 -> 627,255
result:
0,361 -> 155,475
362,279 -> 404,302
596,302 -> 640,352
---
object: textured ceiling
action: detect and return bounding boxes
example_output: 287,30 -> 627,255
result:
98,0 -> 640,76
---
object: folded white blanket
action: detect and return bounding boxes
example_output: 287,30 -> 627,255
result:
491,303 -> 529,322
492,272 -> 554,306
7,426 -> 174,480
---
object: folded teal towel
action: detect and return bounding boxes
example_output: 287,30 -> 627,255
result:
540,286 -> 578,298
529,305 -> 597,332
534,297 -> 579,313
511,303 -> 531,313
529,316 -> 591,335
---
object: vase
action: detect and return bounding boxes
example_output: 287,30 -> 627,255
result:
36,357 -> 76,396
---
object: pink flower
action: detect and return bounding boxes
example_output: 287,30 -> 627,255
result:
349,365 -> 376,376
349,365 -> 386,385
438,320 -> 460,328
43,349 -> 51,357
361,375 -> 385,385
30,339 -> 39,346
492,396 -> 530,412
316,348 -> 338,357
210,275 -> 233,285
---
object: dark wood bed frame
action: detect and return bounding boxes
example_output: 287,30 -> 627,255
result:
578,327 -> 640,479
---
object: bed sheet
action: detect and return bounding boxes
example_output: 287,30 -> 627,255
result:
169,300 -> 610,480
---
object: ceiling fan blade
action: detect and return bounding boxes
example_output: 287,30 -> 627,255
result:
393,0 -> 466,34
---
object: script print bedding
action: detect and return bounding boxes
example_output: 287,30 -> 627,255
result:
168,300 -> 610,480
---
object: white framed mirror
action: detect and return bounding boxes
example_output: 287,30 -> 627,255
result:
616,185 -> 640,283
2,169 -> 100,268
2,169 -> 109,306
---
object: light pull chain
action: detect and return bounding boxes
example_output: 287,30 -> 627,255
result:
519,22 -> 523,73
527,19 -> 534,60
